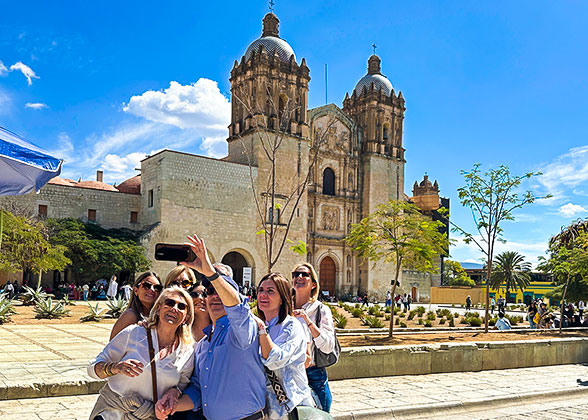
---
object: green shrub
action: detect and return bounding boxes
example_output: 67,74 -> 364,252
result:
459,317 -> 469,324
106,297 -> 127,318
426,312 -> 436,321
416,306 -> 426,316
354,303 -> 361,309
395,317 -> 400,325
33,297 -> 70,319
464,311 -> 480,318
21,286 -> 47,306
384,306 -> 391,313
407,311 -> 415,320
417,318 -> 423,325
394,307 -> 400,315
0,294 -> 18,324
81,302 -> 107,322
466,317 -> 482,327
454,312 -> 460,318
61,295 -> 75,306
449,318 -> 455,327
385,314 -> 391,321
368,306 -> 378,316
439,309 -> 452,318
488,318 -> 497,327
399,312 -> 405,318
362,316 -> 384,328
424,320 -> 432,327
400,321 -> 407,328
333,313 -> 348,329
351,308 -> 364,318
439,318 -> 446,325
328,304 -> 338,316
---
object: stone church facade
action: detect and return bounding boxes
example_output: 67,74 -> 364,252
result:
1,12 -> 447,301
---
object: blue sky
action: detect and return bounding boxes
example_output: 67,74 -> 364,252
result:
1,1 -> 588,267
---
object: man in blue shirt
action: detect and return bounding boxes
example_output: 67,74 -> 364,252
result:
155,235 -> 267,420
495,312 -> 512,331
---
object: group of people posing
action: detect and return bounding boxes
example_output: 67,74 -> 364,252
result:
88,234 -> 337,420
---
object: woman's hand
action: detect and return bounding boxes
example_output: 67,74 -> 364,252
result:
294,309 -> 311,325
155,388 -> 180,419
253,315 -> 265,331
112,359 -> 144,377
182,234 -> 215,277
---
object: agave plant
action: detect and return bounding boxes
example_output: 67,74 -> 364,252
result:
362,315 -> 384,328
21,286 -> 48,306
0,293 -> 18,324
61,295 -> 75,306
106,296 -> 128,318
80,302 -> 107,322
33,297 -> 71,319
332,312 -> 348,329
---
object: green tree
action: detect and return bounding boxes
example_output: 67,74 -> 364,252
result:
538,220 -> 588,332
0,211 -> 70,286
346,200 -> 449,337
46,218 -> 151,282
454,164 -> 546,332
489,251 -> 531,303
444,260 -> 475,287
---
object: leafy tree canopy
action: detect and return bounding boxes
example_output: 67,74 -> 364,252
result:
46,218 -> 150,282
444,260 -> 475,287
489,251 -> 531,297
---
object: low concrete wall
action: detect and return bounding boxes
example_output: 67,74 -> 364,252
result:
327,338 -> 588,380
430,286 -> 486,304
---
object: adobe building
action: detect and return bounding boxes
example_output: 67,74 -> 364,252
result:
0,12 -> 448,301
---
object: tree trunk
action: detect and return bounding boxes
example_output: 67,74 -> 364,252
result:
484,256 -> 492,333
388,268 -> 400,337
559,273 -> 571,334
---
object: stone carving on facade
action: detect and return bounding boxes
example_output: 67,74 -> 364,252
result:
321,206 -> 340,231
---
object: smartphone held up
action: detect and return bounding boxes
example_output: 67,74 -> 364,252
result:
154,243 -> 197,262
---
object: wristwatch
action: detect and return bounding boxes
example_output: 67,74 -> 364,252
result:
206,272 -> 220,281
258,326 -> 268,336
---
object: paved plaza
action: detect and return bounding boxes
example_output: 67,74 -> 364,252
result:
1,324 -> 588,419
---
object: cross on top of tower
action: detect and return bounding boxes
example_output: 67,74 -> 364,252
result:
269,0 -> 275,12
372,43 -> 377,55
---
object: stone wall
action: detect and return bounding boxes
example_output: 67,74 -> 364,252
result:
327,338 -> 588,380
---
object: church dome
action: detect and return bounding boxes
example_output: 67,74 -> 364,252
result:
243,13 -> 296,64
353,54 -> 393,96
245,36 -> 296,63
116,175 -> 141,195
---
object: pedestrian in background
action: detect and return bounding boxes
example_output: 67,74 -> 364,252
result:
107,275 -> 118,299
490,296 -> 495,315
385,290 -> 391,307
465,295 -> 472,311
527,301 -> 538,329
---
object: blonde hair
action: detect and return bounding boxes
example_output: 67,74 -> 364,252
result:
164,266 -> 196,288
145,286 -> 195,347
292,262 -> 320,302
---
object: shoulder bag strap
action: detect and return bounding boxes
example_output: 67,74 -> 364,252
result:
314,302 -> 322,326
145,327 -> 158,403
264,366 -> 288,405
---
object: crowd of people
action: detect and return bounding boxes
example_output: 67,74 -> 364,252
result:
88,234 -> 337,420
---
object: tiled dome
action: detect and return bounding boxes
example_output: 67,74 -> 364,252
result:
77,180 -> 118,192
47,177 -> 75,186
116,175 -> 141,195
243,13 -> 296,64
353,54 -> 393,96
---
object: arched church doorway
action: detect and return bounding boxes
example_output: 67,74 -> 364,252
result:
411,286 -> 418,302
221,252 -> 248,287
319,256 -> 336,297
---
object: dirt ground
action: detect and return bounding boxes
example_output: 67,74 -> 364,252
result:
6,300 -> 116,325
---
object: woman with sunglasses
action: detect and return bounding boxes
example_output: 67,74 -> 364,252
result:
110,272 -> 164,341
89,286 -> 195,420
291,263 -> 335,413
188,283 -> 211,342
254,272 -> 314,420
165,266 -> 196,290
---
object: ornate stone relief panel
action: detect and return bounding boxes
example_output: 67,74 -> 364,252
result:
321,205 -> 340,231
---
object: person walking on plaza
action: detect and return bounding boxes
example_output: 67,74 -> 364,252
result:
121,283 -> 132,301
156,234 -> 267,420
385,290 -> 391,307
527,301 -> 538,329
490,296 -> 495,315
107,275 -> 118,299
88,286 -> 195,420
82,283 -> 90,301
4,281 -> 14,299
495,312 -> 512,330
292,262 -> 337,413
578,300 -> 585,320
255,272 -> 315,419
465,295 -> 472,311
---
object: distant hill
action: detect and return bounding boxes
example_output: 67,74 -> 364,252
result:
460,262 -> 483,269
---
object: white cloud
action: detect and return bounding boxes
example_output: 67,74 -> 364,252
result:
450,235 -> 547,268
0,88 -> 11,115
558,203 -> 587,217
201,135 -> 228,158
48,132 -> 76,164
25,102 -> 48,110
102,152 -> 147,182
0,61 -> 7,76
9,61 -> 39,85
123,78 -> 230,133
537,145 -> 588,202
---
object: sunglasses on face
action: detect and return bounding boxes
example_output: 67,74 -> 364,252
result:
205,286 -> 218,297
292,271 -> 311,279
171,279 -> 193,289
139,282 -> 163,293
190,290 -> 207,299
163,298 -> 187,311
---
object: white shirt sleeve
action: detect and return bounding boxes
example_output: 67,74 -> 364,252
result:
87,325 -> 133,378
312,303 -> 336,354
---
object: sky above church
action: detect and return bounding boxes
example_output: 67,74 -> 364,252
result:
1,1 -> 588,267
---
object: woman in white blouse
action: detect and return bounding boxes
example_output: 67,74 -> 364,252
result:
88,286 -> 195,420
254,272 -> 314,420
291,263 -> 336,412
